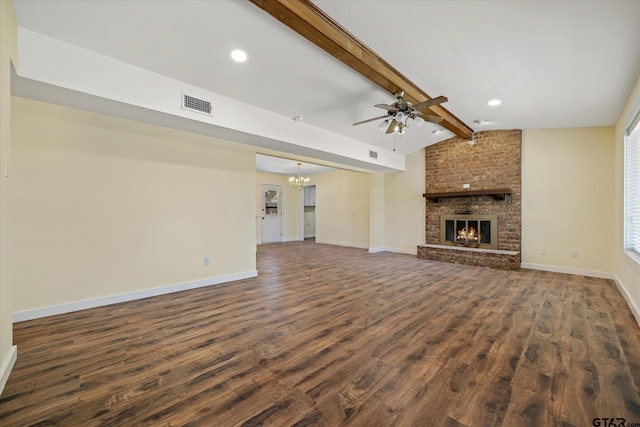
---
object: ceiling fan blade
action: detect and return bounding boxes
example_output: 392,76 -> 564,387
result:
385,119 -> 398,134
352,115 -> 389,126
413,113 -> 443,124
411,96 -> 448,112
374,103 -> 398,112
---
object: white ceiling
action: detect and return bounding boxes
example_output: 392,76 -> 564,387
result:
256,154 -> 336,176
11,0 -> 640,162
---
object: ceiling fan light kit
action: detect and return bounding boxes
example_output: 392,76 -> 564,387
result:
354,91 -> 448,135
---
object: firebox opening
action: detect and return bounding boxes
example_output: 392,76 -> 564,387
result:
440,215 -> 498,249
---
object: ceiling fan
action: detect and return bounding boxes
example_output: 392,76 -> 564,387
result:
353,91 -> 448,135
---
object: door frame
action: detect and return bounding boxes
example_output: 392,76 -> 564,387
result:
300,185 -> 317,240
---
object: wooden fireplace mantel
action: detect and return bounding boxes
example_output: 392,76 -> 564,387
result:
422,189 -> 512,203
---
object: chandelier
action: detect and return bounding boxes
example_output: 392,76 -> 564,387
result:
289,162 -> 310,191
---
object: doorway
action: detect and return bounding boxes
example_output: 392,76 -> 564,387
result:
261,184 -> 282,243
303,185 -> 316,239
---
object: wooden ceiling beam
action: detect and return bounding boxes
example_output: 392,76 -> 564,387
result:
249,0 -> 473,139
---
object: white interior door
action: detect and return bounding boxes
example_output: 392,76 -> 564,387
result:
303,185 -> 316,238
304,207 -> 316,238
261,184 -> 282,243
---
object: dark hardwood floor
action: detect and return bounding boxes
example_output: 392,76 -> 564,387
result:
1,241 -> 640,426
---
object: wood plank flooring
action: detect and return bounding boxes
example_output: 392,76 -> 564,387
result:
1,241 -> 640,426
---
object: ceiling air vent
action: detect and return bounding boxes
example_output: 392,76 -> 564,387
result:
369,150 -> 378,159
182,93 -> 212,116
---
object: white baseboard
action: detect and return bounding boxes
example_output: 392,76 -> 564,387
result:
12,270 -> 258,323
613,274 -> 640,328
0,345 -> 17,396
368,247 -> 417,255
315,240 -> 368,250
521,263 -> 614,280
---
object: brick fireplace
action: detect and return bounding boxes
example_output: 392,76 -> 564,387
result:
417,130 -> 522,270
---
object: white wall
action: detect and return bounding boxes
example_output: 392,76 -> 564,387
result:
615,73 -> 640,324
11,97 -> 257,317
522,127 -> 615,276
0,0 -> 18,396
314,169 -> 370,248
384,150 -> 426,254
256,171 -> 302,243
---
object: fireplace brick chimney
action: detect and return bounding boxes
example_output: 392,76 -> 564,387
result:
419,130 -> 522,269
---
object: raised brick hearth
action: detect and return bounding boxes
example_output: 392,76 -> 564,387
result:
418,130 -> 522,270
418,244 -> 521,270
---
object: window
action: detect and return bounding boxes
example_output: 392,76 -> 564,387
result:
625,111 -> 640,254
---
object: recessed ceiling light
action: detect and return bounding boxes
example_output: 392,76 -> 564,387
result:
231,49 -> 247,63
292,115 -> 304,122
432,129 -> 443,134
487,99 -> 502,106
474,119 -> 488,125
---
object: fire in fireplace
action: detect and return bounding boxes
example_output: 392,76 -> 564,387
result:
457,225 -> 479,242
440,215 -> 497,249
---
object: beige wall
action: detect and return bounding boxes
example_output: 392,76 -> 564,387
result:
615,73 -> 640,322
11,97 -> 257,313
314,169 -> 370,248
256,171 -> 302,243
369,173 -> 385,250
0,0 -> 18,394
522,127 -> 615,275
384,150 -> 426,254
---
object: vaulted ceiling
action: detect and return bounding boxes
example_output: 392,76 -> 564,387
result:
11,0 -> 640,162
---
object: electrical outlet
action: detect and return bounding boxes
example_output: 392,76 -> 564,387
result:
203,256 -> 210,266
540,248 -> 547,255
571,250 -> 578,258
463,184 -> 470,189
